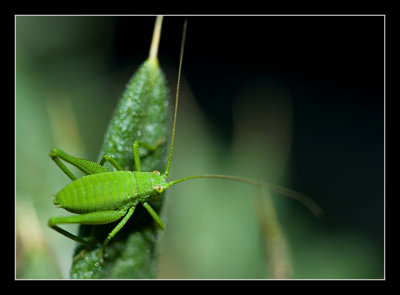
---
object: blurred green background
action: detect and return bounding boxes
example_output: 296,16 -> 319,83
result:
16,15 -> 384,279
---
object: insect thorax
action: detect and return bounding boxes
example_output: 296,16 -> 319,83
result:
132,171 -> 167,202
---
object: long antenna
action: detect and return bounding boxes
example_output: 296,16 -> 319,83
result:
163,19 -> 187,178
165,174 -> 324,218
160,18 -> 323,219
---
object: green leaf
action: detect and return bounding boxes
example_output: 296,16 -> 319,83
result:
70,59 -> 170,279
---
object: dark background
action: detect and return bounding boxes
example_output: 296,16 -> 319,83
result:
110,15 -> 384,240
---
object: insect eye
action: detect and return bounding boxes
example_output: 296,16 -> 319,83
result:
155,185 -> 164,194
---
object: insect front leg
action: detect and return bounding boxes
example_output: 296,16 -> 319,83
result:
49,147 -> 108,180
142,201 -> 165,230
132,138 -> 165,172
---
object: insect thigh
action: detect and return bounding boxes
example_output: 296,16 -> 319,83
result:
54,171 -> 137,213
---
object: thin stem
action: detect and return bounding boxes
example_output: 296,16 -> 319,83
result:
254,190 -> 292,278
148,16 -> 164,63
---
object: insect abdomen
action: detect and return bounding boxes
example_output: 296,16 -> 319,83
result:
54,171 -> 137,213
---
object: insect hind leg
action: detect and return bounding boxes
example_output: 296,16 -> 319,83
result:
49,147 -> 108,180
48,223 -> 91,247
48,209 -> 128,243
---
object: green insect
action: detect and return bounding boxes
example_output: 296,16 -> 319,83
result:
48,20 -> 322,264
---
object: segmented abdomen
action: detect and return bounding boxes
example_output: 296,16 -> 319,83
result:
54,171 -> 137,213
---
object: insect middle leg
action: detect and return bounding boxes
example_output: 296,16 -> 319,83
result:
100,206 -> 136,261
99,154 -> 124,171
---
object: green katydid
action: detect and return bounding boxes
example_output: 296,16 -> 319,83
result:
48,19 -> 323,264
